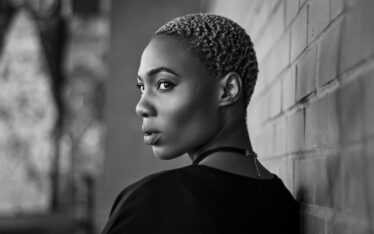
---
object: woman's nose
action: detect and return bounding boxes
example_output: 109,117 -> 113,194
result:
135,94 -> 156,118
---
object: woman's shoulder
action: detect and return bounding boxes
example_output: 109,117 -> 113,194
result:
132,165 -> 194,190
109,166 -> 193,215
115,167 -> 193,198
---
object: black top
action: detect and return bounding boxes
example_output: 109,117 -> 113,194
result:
102,165 -> 300,234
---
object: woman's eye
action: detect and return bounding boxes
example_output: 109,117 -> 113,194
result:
158,81 -> 175,91
136,83 -> 145,93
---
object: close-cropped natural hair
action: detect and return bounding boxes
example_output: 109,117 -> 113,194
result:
154,13 -> 259,107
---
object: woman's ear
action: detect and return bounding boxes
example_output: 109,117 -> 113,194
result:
218,72 -> 242,107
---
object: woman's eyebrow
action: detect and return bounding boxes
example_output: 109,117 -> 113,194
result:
137,67 -> 180,80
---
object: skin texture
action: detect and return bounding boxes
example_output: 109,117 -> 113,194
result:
136,36 -> 272,179
136,36 -> 222,159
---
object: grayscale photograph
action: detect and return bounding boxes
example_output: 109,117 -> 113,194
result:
0,0 -> 373,233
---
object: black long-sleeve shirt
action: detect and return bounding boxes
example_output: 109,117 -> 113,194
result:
102,165 -> 300,234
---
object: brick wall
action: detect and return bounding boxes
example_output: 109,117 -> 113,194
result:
206,0 -> 374,233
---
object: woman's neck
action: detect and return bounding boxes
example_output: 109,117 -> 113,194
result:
188,116 -> 252,162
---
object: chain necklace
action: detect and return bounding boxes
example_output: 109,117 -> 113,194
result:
192,146 -> 261,177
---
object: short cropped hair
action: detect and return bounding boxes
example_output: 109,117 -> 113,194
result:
154,13 -> 258,108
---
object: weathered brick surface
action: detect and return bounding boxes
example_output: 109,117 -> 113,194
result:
209,0 -> 374,233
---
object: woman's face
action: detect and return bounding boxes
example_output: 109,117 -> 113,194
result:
136,36 -> 221,159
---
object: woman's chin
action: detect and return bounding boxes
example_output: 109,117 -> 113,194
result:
152,146 -> 183,160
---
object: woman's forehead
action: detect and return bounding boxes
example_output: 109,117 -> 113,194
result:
138,36 -> 208,79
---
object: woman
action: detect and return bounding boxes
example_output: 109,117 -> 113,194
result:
102,13 -> 300,234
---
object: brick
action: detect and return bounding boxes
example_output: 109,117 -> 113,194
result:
282,66 -> 296,110
305,96 -> 328,150
267,1 -> 285,47
291,5 -> 307,61
326,91 -> 340,145
294,157 -> 315,204
274,117 -> 287,156
296,45 -> 317,101
267,32 -> 290,83
309,0 -> 330,41
253,122 -> 275,157
251,0 -> 279,40
341,144 -> 367,217
338,79 -> 364,144
243,1 -> 264,33
285,0 -> 299,26
287,110 -> 305,152
330,0 -> 344,19
221,1 -> 255,29
340,0 -> 374,73
363,69 -> 374,138
247,94 -> 267,129
314,154 -> 342,208
304,92 -> 339,148
269,79 -> 282,118
318,21 -> 341,87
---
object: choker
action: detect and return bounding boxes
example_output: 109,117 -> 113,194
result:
192,146 -> 261,177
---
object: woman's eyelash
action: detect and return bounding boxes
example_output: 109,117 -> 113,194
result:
136,81 -> 175,93
157,81 -> 175,90
136,83 -> 144,91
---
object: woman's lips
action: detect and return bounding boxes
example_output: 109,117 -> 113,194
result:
142,126 -> 161,145
143,133 -> 161,145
